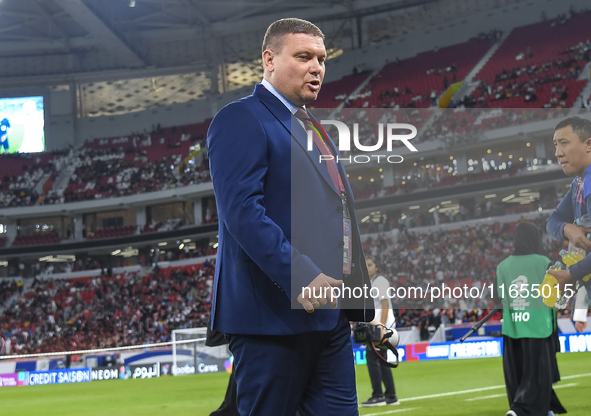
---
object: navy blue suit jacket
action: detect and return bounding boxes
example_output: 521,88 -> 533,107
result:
207,84 -> 374,335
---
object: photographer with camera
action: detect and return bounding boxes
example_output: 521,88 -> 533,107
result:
360,256 -> 399,407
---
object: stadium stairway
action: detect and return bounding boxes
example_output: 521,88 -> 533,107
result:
135,264 -> 155,281
408,65 -> 508,134
51,165 -> 76,199
332,68 -> 380,114
33,173 -> 51,201
570,60 -> 591,111
451,32 -> 507,104
414,108 -> 441,138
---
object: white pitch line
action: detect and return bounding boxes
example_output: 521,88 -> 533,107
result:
363,407 -> 420,416
396,372 -> 591,404
465,383 -> 578,402
553,383 -> 579,389
561,372 -> 591,380
398,385 -> 505,402
465,394 -> 506,402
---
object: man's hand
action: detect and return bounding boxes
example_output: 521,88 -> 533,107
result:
378,324 -> 387,341
563,223 -> 591,251
364,320 -> 389,342
546,269 -> 575,293
575,321 -> 587,333
297,273 -> 343,313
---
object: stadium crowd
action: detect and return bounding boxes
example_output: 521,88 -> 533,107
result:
457,9 -> 591,109
0,212 -> 577,355
0,152 -> 69,208
351,162 -> 529,202
61,146 -> 210,203
1,11 -> 590,210
423,108 -> 561,146
363,215 -> 566,332
1,7 -> 591,359
0,263 -> 213,355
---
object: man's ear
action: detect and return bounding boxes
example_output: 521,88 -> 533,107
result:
585,137 -> 591,153
262,50 -> 274,73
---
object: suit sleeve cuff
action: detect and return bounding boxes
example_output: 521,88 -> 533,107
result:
559,222 -> 567,240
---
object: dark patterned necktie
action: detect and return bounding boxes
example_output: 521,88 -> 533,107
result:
294,108 -> 343,193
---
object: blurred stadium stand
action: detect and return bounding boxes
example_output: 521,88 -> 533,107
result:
1,0 -> 591,354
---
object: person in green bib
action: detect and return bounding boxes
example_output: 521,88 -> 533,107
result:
496,221 -> 566,416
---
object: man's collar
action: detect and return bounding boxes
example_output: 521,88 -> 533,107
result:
260,78 -> 305,115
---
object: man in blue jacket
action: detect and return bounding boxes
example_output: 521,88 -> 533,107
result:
207,18 -> 374,416
546,116 -> 591,295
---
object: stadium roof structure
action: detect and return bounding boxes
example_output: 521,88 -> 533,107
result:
0,0 -> 428,81
0,0 -> 532,115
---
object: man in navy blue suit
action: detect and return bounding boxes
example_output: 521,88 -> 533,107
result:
207,18 -> 374,416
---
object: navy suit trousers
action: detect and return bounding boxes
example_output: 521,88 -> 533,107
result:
227,311 -> 358,416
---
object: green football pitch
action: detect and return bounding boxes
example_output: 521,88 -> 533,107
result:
1,352 -> 590,416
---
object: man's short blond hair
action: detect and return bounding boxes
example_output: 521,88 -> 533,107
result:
262,18 -> 324,54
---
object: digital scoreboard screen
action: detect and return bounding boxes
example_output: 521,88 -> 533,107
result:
0,96 -> 45,154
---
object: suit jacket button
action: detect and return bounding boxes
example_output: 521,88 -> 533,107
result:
338,241 -> 344,248
336,206 -> 343,213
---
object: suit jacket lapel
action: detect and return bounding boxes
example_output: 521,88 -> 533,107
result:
254,85 -> 340,197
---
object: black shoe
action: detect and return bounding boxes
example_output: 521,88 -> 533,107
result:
361,397 -> 386,407
386,397 -> 400,405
